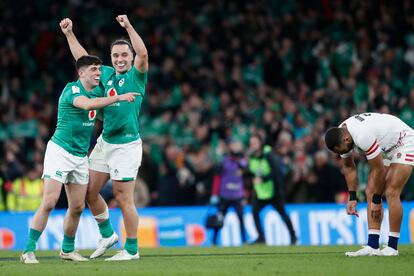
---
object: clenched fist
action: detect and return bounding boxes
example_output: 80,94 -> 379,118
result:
116,15 -> 131,29
60,18 -> 73,35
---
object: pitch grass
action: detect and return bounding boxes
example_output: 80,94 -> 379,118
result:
1,245 -> 413,275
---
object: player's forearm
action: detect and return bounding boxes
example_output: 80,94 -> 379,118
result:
343,165 -> 358,192
125,26 -> 148,58
84,96 -> 120,110
65,32 -> 88,60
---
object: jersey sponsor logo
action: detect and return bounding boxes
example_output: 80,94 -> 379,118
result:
119,78 -> 125,87
72,86 -> 80,94
107,80 -> 113,86
89,110 -> 97,121
108,88 -> 118,97
55,171 -> 63,177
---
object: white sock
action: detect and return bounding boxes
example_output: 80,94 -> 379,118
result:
389,232 -> 400,238
368,229 -> 381,235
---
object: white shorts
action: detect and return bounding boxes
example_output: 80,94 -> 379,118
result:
42,141 -> 89,185
383,131 -> 414,167
88,135 -> 142,181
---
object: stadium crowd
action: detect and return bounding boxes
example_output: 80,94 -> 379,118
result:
1,0 -> 414,210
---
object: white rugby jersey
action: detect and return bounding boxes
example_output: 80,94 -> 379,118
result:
339,113 -> 413,160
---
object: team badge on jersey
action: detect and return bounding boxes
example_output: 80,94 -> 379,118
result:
108,88 -> 118,97
89,110 -> 97,121
397,152 -> 402,159
107,80 -> 113,86
119,78 -> 125,87
72,86 -> 80,94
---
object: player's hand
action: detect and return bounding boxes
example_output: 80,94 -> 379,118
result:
60,18 -> 73,35
210,195 -> 219,205
346,200 -> 359,217
253,177 -> 262,185
119,92 -> 139,102
116,15 -> 131,29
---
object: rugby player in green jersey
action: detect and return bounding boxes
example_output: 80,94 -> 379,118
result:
60,15 -> 148,261
20,56 -> 138,264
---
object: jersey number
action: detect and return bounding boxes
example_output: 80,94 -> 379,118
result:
354,113 -> 371,122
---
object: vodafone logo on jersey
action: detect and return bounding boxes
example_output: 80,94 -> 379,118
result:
89,110 -> 97,121
108,88 -> 118,97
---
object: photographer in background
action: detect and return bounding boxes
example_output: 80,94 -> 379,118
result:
210,140 -> 248,245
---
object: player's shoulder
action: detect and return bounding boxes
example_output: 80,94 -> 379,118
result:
102,65 -> 115,74
100,65 -> 116,83
128,66 -> 148,78
63,82 -> 82,94
101,65 -> 115,78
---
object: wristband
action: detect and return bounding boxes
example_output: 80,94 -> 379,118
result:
372,193 -> 382,204
349,191 -> 357,201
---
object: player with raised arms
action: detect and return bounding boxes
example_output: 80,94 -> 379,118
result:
20,55 -> 137,264
60,14 -> 148,261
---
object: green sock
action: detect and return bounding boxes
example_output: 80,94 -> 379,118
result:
98,219 -> 114,238
125,238 -> 138,255
62,235 -> 75,253
24,228 -> 42,253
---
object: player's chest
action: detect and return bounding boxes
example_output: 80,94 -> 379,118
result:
104,77 -> 137,96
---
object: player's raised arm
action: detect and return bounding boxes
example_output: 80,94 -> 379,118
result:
73,92 -> 139,110
116,15 -> 148,73
60,18 -> 88,61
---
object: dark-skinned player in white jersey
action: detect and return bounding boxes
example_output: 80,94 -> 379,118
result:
325,113 -> 414,256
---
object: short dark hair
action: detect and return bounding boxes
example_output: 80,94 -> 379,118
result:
110,39 -> 134,54
76,55 -> 102,70
324,127 -> 344,152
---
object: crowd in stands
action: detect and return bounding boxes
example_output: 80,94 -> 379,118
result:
1,0 -> 414,210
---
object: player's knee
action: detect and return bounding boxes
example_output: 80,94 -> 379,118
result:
85,190 -> 99,204
41,198 -> 57,212
365,186 -> 375,199
385,186 -> 399,201
70,202 -> 85,215
114,192 -> 133,207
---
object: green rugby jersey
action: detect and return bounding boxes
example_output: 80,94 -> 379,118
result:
96,65 -> 147,144
51,80 -> 99,157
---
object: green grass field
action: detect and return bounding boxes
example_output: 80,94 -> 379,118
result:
1,245 -> 413,275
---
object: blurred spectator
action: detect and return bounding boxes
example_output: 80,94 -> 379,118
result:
2,0 -> 414,208
308,150 -> 347,203
7,165 -> 43,211
134,179 -> 150,208
210,140 -> 248,244
247,134 -> 297,245
157,143 -> 195,206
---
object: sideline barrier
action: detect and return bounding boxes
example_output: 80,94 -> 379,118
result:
0,202 -> 413,250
